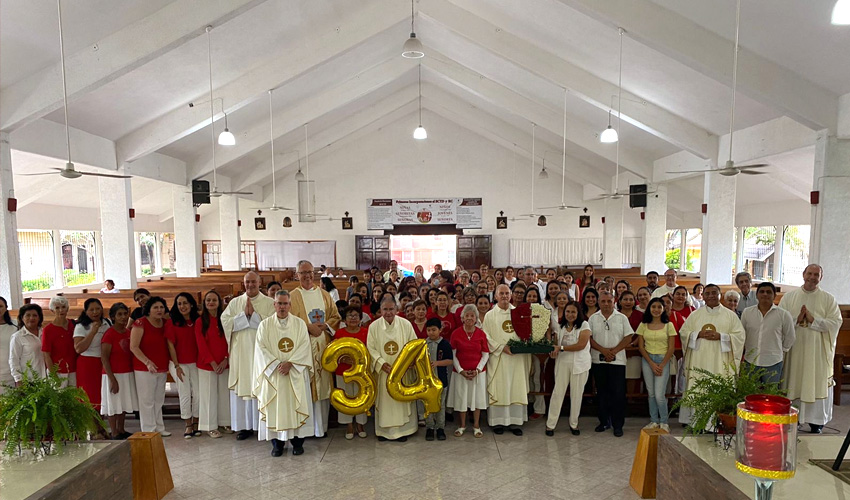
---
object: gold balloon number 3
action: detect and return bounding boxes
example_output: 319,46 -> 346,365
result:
321,337 -> 377,416
386,339 -> 444,416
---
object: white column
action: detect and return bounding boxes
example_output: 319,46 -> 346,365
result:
94,231 -> 105,282
0,133 -> 23,306
700,173 -> 736,284
602,197 -> 625,268
641,184 -> 667,274
172,185 -> 200,278
735,226 -> 745,275
133,233 -> 143,278
98,176 -> 137,290
218,195 -> 241,271
51,230 -> 65,289
772,225 -> 783,282
809,131 -> 850,302
679,230 -> 686,270
153,233 -> 162,275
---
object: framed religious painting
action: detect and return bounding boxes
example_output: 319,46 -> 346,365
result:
254,217 -> 266,231
342,217 -> 353,230
579,215 -> 590,228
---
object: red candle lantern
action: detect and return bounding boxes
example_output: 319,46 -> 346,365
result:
735,394 -> 797,498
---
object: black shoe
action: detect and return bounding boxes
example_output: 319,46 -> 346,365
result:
119,432 -> 133,440
511,427 -> 523,436
436,429 -> 446,441
270,439 -> 285,457
595,424 -> 609,433
236,430 -> 252,441
613,429 -> 624,437
570,428 -> 580,436
425,429 -> 435,441
493,426 -> 504,435
377,436 -> 388,442
397,436 -> 408,442
810,424 -> 823,434
445,413 -> 454,422
545,429 -> 554,437
292,446 -> 305,456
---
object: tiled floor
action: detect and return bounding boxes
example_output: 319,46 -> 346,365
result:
145,396 -> 850,500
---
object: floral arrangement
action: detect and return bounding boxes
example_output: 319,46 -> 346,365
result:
507,303 -> 554,354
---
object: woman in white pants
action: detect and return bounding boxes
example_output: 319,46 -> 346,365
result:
130,297 -> 170,436
166,292 -> 201,439
195,291 -> 231,438
545,302 -> 591,436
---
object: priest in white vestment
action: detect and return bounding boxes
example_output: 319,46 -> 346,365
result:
221,272 -> 275,440
367,295 -> 418,441
484,284 -> 530,435
678,284 -> 745,426
780,264 -> 842,433
253,290 -> 314,456
288,260 -> 341,438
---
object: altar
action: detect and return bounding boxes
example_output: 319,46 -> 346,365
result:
657,434 -> 850,499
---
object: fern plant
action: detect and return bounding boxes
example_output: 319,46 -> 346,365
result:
672,362 -> 785,436
0,366 -> 104,456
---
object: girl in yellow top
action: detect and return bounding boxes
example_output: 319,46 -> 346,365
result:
636,297 -> 677,431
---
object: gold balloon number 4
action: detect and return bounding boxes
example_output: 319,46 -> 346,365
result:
386,339 -> 443,417
321,337 -> 377,416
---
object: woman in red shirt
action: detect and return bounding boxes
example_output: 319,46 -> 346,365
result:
195,291 -> 230,438
427,291 -> 458,340
576,264 -> 595,298
166,292 -> 201,438
333,306 -> 369,440
449,304 -> 489,438
129,297 -> 170,435
410,300 -> 429,339
41,296 -> 77,387
100,303 -> 138,439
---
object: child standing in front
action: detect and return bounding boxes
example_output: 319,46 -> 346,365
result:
334,306 -> 370,440
424,317 -> 453,441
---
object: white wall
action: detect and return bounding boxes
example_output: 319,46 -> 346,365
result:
200,111 -> 645,267
17,203 -> 174,232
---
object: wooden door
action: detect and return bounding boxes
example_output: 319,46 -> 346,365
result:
456,235 -> 491,270
355,235 -> 390,270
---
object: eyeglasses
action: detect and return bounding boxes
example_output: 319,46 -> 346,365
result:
297,271 -> 313,276
603,319 -> 610,330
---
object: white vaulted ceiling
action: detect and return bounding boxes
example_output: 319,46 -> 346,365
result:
1,0 -> 846,222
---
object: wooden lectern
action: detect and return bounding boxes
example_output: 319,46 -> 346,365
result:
128,432 -> 174,500
630,427 -> 669,498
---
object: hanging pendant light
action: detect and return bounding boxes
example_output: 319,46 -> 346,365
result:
413,64 -> 427,139
295,156 -> 305,181
600,29 -> 625,144
600,111 -> 618,143
538,158 -> 549,179
218,111 -> 235,145
833,0 -> 850,24
402,0 -> 425,58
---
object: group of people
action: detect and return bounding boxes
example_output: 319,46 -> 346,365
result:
1,260 -> 840,454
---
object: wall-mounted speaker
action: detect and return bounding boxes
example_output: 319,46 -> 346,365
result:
629,184 -> 647,208
192,179 -> 210,205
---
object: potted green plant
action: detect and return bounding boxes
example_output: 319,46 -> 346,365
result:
0,367 -> 104,456
672,362 -> 785,436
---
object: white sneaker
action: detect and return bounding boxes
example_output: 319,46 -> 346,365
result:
659,424 -> 670,432
160,431 -> 172,437
643,423 -> 659,430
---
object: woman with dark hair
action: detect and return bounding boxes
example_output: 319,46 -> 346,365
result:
580,287 -> 599,318
546,302 -> 591,436
0,296 -> 17,393
544,281 -> 562,312
617,291 -> 643,332
577,264 -> 595,297
493,268 -> 505,286
636,297 -> 676,431
428,291 -> 459,340
454,287 -> 477,320
410,299 -> 429,339
166,292 -> 201,438
266,281 -> 282,298
74,298 -> 111,416
346,276 -> 359,300
320,277 -> 340,302
470,271 -> 482,284
691,283 -> 705,309
369,284 -> 385,317
635,287 -> 651,312
357,283 -> 371,317
476,294 -> 491,327
334,306 -> 370,439
10,304 -> 46,384
524,286 -> 546,418
42,296 -> 77,387
669,286 -> 694,350
561,272 -> 578,300
524,287 -> 542,304
615,280 -> 631,300
101,303 -> 137,439
510,283 -> 527,307
130,296 -> 170,435
195,290 -> 230,438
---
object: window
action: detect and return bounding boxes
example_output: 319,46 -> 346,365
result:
160,233 -> 177,273
18,230 -> 55,292
740,226 -> 777,281
390,235 -> 457,275
137,232 -> 158,276
780,225 -> 810,286
683,229 -> 702,273
137,232 -> 177,277
18,230 -> 99,291
241,241 -> 256,269
665,230 -> 683,270
60,231 -> 98,286
203,240 -> 257,270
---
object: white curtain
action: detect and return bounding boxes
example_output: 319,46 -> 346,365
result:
256,241 -> 336,269
509,237 -> 643,267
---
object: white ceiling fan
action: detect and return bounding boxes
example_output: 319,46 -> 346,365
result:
666,0 -> 769,178
538,88 -> 581,211
257,89 -> 293,212
518,124 -> 552,218
22,0 -> 130,180
189,26 -> 252,198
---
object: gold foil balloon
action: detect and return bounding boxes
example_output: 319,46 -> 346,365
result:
321,337 -> 376,416
386,339 -> 443,416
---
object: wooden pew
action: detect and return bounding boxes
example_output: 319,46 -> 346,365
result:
832,305 -> 850,404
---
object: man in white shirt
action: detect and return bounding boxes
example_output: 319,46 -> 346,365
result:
740,282 -> 795,385
735,272 -> 758,314
383,260 -> 400,282
523,266 -> 545,298
780,264 -> 842,434
588,291 -> 634,437
652,268 -> 693,306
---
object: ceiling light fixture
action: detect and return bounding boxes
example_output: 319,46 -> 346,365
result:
413,64 -> 427,140
402,0 -> 425,58
833,0 -> 850,24
218,111 -> 235,145
600,108 -> 618,143
601,29 -> 625,144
